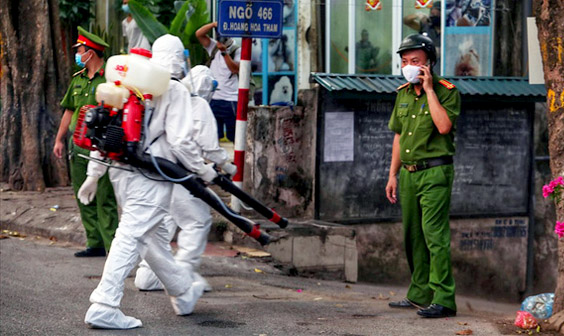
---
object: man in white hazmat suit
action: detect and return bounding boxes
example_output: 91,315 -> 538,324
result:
135,65 -> 237,292
78,35 -> 218,329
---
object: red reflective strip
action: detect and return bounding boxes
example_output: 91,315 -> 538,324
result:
236,88 -> 249,121
231,37 -> 252,209
248,225 -> 262,239
240,38 -> 252,61
270,211 -> 281,224
233,150 -> 245,182
77,35 -> 105,51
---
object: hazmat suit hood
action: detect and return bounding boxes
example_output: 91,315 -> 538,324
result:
182,65 -> 217,102
151,34 -> 185,79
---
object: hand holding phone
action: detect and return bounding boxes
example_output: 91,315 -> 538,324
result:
419,60 -> 433,91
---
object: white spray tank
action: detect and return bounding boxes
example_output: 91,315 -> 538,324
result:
95,82 -> 130,109
105,48 -> 170,97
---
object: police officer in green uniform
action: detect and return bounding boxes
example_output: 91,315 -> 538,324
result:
53,27 -> 119,257
385,34 -> 460,318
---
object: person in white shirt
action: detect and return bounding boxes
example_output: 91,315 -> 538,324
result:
196,22 -> 241,142
121,0 -> 151,52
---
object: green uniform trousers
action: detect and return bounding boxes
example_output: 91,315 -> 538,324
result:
69,142 -> 119,251
399,164 -> 456,311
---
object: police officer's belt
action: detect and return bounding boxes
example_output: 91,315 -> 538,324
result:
402,156 -> 453,173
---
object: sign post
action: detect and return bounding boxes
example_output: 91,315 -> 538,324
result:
218,0 -> 283,212
218,0 -> 283,38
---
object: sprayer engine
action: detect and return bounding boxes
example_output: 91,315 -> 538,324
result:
73,93 -> 144,161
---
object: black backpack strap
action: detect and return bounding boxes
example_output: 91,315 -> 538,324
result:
227,46 -> 241,79
206,45 -> 220,67
229,45 -> 240,58
206,44 -> 240,68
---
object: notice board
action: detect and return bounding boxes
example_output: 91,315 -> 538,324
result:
316,93 -> 533,223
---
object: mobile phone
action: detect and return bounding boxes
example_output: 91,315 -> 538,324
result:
419,59 -> 431,75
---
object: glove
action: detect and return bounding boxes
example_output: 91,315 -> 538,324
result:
77,176 -> 99,205
197,163 -> 218,183
220,162 -> 237,176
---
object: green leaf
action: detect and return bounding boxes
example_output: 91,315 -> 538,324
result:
184,0 -> 209,64
183,0 -> 208,43
169,1 -> 191,36
128,0 -> 169,44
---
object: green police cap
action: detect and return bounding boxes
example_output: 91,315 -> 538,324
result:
73,26 -> 109,51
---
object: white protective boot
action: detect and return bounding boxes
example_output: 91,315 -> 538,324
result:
194,272 -> 212,292
135,261 -> 164,291
170,281 -> 206,315
85,303 -> 142,329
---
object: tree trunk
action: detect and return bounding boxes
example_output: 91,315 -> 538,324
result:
534,0 -> 564,314
0,0 -> 70,191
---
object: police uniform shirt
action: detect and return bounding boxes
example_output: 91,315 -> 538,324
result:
60,65 -> 106,132
388,75 -> 461,164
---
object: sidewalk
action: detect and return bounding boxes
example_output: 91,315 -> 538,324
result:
2,235 -> 530,336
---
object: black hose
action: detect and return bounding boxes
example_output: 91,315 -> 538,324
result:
132,154 -> 271,245
213,174 -> 289,228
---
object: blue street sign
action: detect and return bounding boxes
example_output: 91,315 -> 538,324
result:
218,0 -> 283,39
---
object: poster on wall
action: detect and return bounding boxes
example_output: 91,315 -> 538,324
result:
324,112 -> 354,162
446,0 -> 492,27
283,0 -> 296,27
251,38 -> 263,72
268,75 -> 295,105
268,30 -> 295,72
443,0 -> 494,76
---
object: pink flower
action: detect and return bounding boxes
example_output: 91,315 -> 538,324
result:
543,184 -> 554,198
543,176 -> 563,200
555,221 -> 564,239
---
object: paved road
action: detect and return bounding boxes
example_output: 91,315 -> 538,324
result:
0,237 -> 518,335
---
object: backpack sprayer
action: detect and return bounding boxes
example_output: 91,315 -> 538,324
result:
73,48 -> 287,245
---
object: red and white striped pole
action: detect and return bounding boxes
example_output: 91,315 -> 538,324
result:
231,37 -> 252,212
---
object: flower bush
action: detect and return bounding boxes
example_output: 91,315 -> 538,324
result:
543,176 -> 564,238
555,221 -> 564,238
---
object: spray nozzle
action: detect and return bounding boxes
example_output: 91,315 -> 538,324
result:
184,48 -> 196,96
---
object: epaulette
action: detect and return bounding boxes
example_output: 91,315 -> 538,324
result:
438,79 -> 455,90
72,68 -> 87,77
396,82 -> 410,91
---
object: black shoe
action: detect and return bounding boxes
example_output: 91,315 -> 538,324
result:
74,247 -> 106,257
388,298 -> 423,309
417,304 -> 456,318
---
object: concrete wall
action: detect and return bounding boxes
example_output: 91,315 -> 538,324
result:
354,217 -> 529,301
532,102 -> 558,293
243,88 -> 318,219
242,91 -> 556,300
265,220 -> 358,283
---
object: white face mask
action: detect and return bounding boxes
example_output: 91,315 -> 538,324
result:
402,64 -> 421,84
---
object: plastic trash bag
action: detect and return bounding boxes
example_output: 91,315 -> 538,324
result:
514,310 -> 538,329
521,293 -> 554,320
